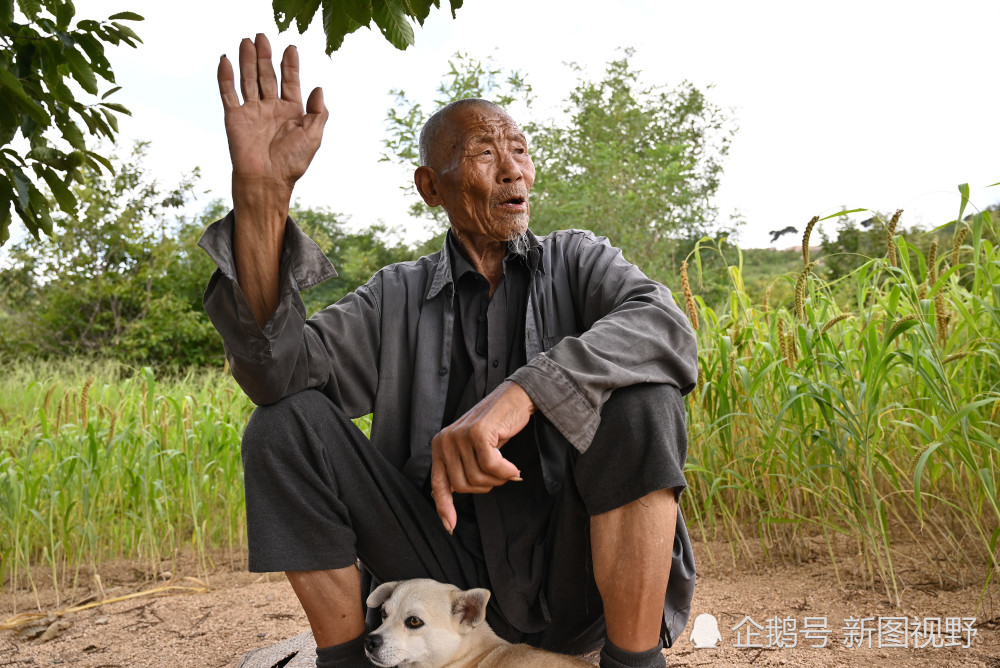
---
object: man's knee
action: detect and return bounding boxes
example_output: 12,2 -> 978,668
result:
601,382 -> 685,424
241,388 -> 341,472
573,383 -> 688,516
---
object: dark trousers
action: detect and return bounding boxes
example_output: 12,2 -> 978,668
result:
240,383 -> 695,653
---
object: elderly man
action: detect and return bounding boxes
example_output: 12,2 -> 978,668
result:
201,34 -> 699,668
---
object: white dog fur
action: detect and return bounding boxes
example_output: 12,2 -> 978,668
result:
364,579 -> 593,668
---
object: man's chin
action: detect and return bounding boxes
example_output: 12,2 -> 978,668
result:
499,214 -> 530,241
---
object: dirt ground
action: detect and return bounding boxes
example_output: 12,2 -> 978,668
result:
2,536 -> 998,668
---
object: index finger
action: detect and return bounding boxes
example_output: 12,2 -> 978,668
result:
280,45 -> 302,106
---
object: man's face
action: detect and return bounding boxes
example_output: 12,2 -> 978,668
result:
432,105 -> 535,245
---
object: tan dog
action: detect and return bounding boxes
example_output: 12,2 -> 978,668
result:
364,579 -> 593,668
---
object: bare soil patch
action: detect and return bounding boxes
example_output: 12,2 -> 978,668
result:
2,537 -> 998,667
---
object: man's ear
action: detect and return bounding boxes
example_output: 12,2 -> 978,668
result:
414,166 -> 443,207
450,588 -> 490,628
366,581 -> 401,609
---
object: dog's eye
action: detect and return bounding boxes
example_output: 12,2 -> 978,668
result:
405,616 -> 424,629
380,609 -> 388,620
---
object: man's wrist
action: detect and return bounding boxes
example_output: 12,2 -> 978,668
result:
505,379 -> 536,416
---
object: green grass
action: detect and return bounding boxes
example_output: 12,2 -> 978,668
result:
0,359 -> 252,608
681,201 -> 1000,605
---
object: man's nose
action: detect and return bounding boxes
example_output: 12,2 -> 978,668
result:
497,150 -> 523,184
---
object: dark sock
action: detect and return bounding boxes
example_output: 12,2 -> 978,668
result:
599,638 -> 666,668
315,632 -> 371,668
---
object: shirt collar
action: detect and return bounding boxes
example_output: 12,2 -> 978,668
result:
426,227 -> 543,301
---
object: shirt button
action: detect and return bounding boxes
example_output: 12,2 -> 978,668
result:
492,360 -> 499,368
439,367 -> 448,376
478,315 -> 487,323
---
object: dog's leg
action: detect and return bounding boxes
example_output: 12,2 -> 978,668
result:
286,567 -> 367,648
590,487 -> 677,652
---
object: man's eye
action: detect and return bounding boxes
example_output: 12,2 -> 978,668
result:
405,616 -> 424,629
482,149 -> 492,155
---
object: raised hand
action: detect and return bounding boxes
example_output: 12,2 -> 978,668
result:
217,34 -> 329,328
217,33 -> 328,193
430,380 -> 535,534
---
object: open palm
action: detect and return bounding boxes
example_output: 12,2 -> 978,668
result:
217,34 -> 328,189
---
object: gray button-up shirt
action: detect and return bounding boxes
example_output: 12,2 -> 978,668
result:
199,211 -> 698,632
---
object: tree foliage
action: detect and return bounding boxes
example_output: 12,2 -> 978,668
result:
0,0 -> 142,245
0,142 -> 220,366
382,50 -> 736,284
271,0 -> 463,53
0,142 -> 416,367
529,51 -> 735,279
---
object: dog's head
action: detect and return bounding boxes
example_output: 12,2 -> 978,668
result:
363,579 -> 491,668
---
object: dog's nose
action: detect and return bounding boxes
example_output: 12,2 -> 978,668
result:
365,634 -> 383,652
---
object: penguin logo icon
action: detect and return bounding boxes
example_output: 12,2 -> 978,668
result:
690,613 -> 722,648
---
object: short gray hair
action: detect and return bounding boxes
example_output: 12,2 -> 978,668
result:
418,98 -> 507,167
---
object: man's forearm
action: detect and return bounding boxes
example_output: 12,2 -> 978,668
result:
232,177 -> 293,328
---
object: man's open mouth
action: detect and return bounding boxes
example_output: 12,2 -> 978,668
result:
497,196 -> 527,208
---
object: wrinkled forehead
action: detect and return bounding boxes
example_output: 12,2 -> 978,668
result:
448,106 -> 525,147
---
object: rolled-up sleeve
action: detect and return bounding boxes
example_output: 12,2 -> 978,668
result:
510,231 -> 699,453
198,211 -> 381,418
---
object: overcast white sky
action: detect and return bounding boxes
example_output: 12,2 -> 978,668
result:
23,0 -> 1000,249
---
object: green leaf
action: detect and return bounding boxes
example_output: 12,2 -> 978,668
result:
342,0 -> 373,26
0,169 -> 14,215
956,182 -> 970,222
448,0 -> 462,18
107,11 -> 144,21
84,149 -> 113,173
17,0 -> 41,21
397,0 -> 433,24
321,0 -> 363,54
37,165 -> 77,213
27,182 -> 52,235
0,67 -> 51,126
0,1 -> 13,28
272,0 -> 302,31
101,85 -> 122,99
110,21 -> 142,45
818,208 -> 867,223
372,0 -> 414,50
75,33 -> 114,82
89,109 -> 114,139
295,0 -> 322,33
98,101 -> 130,115
64,46 -> 98,94
56,0 -> 76,28
100,107 -> 118,133
55,114 -> 86,150
11,166 -> 31,210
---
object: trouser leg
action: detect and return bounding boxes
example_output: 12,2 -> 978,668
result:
535,382 -> 696,651
240,389 -> 483,600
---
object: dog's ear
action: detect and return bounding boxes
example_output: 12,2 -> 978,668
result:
366,581 -> 401,609
450,588 -> 490,628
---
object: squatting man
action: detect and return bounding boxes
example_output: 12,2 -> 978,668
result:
201,33 -> 699,668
